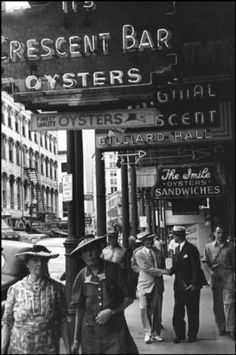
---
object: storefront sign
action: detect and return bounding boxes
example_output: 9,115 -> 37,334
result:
154,164 -> 223,199
2,2 -> 177,101
62,174 -> 73,201
95,100 -> 232,148
31,109 -> 156,131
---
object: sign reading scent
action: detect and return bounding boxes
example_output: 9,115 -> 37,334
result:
154,164 -> 222,199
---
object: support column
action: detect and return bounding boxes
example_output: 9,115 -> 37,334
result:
151,198 -> 157,234
64,130 -> 84,339
121,156 -> 129,248
95,148 -> 106,236
130,156 -> 138,238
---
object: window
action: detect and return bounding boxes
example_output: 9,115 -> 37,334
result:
54,164 -> 57,180
45,134 -> 48,149
49,138 -> 52,152
9,140 -> 14,163
17,180 -> 21,210
22,121 -> 26,136
15,117 -> 19,132
40,133 -> 43,147
10,178 -> 14,209
16,144 -> 20,166
35,155 -> 38,172
41,157 -> 44,175
1,136 -> 6,160
28,127 -> 32,140
2,175 -> 7,208
50,161 -> 53,179
29,150 -> 33,168
8,109 -> 12,128
53,142 -> 56,154
2,105 -> 5,124
22,147 -> 26,166
34,133 -> 38,143
45,158 -> 49,177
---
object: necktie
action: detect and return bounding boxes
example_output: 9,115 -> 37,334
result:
149,249 -> 155,266
175,245 -> 180,257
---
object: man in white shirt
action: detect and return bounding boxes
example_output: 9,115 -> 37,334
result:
101,232 -> 126,269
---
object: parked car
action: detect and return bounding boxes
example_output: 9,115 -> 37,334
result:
2,239 -> 32,316
36,237 -> 66,282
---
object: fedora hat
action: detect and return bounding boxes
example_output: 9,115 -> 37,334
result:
172,225 -> 186,236
137,231 -> 153,242
15,244 -> 59,259
71,234 -> 106,255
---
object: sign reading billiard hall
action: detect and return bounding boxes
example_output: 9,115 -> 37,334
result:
2,2 -> 177,95
154,164 -> 223,199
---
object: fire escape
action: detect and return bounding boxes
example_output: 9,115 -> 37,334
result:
25,168 -> 45,218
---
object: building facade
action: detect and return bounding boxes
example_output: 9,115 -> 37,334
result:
1,91 -> 59,228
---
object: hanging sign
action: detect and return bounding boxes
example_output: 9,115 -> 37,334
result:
154,164 -> 223,199
30,108 -> 156,131
2,1 -> 177,107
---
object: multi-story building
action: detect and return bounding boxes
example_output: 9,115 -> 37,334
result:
1,91 -> 59,228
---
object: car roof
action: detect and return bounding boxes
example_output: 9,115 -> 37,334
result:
36,238 -> 66,247
2,240 -> 32,277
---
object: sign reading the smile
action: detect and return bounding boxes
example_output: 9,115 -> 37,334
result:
154,164 -> 223,199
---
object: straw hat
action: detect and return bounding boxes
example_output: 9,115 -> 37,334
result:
172,225 -> 186,236
137,231 -> 153,242
15,244 -> 59,259
70,234 -> 106,255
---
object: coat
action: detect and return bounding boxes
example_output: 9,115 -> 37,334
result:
170,241 -> 205,292
135,246 -> 165,296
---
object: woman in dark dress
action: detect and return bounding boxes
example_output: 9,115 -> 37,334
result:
70,234 -> 139,354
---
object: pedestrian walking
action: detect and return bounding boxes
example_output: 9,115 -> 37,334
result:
1,245 -> 71,354
135,231 -> 167,344
70,234 -> 138,354
101,231 -> 126,269
167,232 -> 179,259
124,236 -> 139,299
167,225 -> 206,343
202,225 -> 235,339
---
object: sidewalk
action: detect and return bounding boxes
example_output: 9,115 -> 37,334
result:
60,259 -> 235,354
125,265 -> 235,354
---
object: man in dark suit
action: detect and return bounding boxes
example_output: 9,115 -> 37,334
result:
168,225 -> 204,343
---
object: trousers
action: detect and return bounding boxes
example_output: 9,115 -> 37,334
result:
173,289 -> 200,339
212,284 -> 235,333
139,282 -> 163,336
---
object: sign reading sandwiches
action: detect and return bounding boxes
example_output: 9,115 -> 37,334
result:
154,164 -> 223,199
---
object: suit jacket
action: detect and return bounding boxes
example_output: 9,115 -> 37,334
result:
135,246 -> 165,295
170,241 -> 203,292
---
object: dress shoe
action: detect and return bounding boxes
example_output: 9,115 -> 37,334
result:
144,334 -> 152,344
187,337 -> 197,343
173,337 -> 185,343
152,335 -> 163,342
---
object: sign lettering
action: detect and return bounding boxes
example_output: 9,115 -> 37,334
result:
154,164 -> 223,199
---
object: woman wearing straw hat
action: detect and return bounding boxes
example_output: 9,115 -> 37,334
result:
70,234 -> 138,354
1,244 -> 71,354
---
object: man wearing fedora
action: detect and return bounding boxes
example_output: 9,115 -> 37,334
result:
167,225 -> 205,343
135,231 -> 167,344
70,234 -> 138,354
